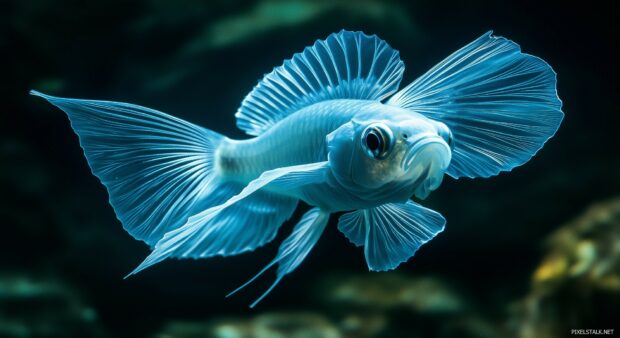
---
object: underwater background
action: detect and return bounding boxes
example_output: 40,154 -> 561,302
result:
2,0 -> 619,337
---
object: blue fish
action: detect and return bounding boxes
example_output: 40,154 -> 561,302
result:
31,30 -> 563,306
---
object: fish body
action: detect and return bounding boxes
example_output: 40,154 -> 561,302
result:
218,99 -> 448,211
31,30 -> 563,307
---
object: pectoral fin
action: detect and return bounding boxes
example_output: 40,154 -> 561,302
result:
126,161 -> 329,277
338,201 -> 446,271
387,31 -> 563,179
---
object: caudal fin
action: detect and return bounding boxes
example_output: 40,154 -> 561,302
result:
32,90 -> 308,277
30,90 -> 227,246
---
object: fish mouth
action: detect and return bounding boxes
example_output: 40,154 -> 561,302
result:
401,135 -> 451,172
400,135 -> 452,198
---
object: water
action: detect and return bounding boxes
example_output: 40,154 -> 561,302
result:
2,0 -> 618,337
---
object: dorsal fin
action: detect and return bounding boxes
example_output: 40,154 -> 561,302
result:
235,30 -> 405,136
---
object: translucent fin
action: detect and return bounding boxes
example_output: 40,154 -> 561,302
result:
228,208 -> 329,308
338,201 -> 445,271
337,209 -> 367,247
166,183 -> 297,259
387,31 -> 564,179
236,30 -> 404,136
30,90 -> 225,246
127,162 -> 329,276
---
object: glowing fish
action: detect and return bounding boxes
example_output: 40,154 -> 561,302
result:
31,30 -> 563,306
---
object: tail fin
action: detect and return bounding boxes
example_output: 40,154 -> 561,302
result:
30,90 -> 226,246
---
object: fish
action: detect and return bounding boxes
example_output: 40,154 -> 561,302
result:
31,30 -> 564,307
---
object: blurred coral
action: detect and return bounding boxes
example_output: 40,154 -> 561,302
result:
533,198 -> 620,291
511,198 -> 620,338
321,273 -> 464,314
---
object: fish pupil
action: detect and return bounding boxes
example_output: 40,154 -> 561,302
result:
361,123 -> 393,160
366,131 -> 381,153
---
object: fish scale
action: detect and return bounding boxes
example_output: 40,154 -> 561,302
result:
218,100 -> 363,184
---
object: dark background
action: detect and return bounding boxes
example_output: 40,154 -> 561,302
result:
2,1 -> 618,337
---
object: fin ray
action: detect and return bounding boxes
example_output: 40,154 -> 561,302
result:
127,162 -> 329,276
30,90 -> 225,246
337,210 -> 367,247
229,208 -> 330,307
387,31 -> 563,178
338,201 -> 445,271
236,30 -> 404,136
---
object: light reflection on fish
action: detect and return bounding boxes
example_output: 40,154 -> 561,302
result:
31,30 -> 563,307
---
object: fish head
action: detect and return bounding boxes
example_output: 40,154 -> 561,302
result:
327,106 -> 452,201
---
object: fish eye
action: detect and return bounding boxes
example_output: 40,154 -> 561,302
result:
361,123 -> 394,160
